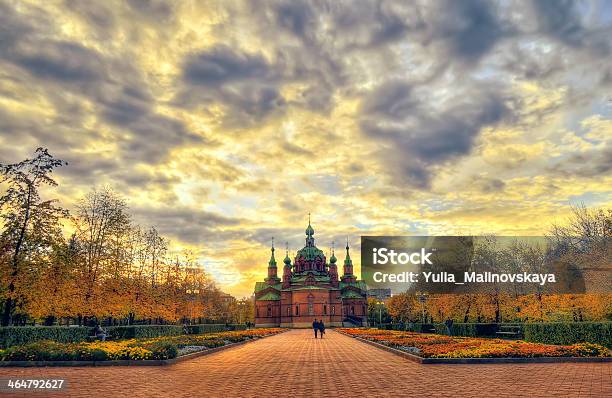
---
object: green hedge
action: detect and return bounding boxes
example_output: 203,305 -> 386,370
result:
0,324 -> 244,348
105,325 -> 184,340
185,324 -> 225,334
394,323 -> 509,337
385,322 -> 612,348
392,323 -> 437,333
185,324 -> 247,334
232,324 -> 248,331
523,322 -> 612,348
447,323 -> 499,337
0,327 -> 90,349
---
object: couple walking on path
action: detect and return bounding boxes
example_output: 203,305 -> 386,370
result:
312,319 -> 326,338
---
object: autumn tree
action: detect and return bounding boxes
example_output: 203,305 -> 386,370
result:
0,148 -> 68,326
73,187 -> 131,322
386,293 -> 416,323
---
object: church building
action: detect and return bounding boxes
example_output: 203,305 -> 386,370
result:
253,220 -> 368,328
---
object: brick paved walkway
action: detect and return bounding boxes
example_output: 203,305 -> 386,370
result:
0,329 -> 610,397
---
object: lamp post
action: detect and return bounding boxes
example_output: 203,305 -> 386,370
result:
417,293 -> 427,324
186,289 -> 200,325
377,301 -> 384,327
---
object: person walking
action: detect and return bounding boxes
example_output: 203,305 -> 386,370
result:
318,320 -> 325,339
312,319 -> 319,338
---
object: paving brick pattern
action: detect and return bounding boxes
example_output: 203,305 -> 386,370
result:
0,329 -> 610,397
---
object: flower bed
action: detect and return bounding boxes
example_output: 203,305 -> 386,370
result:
0,328 -> 283,362
338,328 -> 610,359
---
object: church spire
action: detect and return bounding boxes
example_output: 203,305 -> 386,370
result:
305,214 -> 315,247
342,236 -> 355,282
269,237 -> 277,267
266,237 -> 280,284
282,241 -> 292,288
344,237 -> 352,266
305,213 -> 314,237
330,241 -> 337,264
329,240 -> 338,287
283,241 -> 291,266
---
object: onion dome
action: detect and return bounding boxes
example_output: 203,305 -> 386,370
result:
284,242 -> 291,266
330,248 -> 337,264
305,221 -> 314,237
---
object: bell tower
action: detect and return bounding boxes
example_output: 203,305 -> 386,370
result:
265,238 -> 280,285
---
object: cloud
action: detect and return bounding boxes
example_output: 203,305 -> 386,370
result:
359,80 -> 509,189
1,0 -> 611,298
131,206 -> 243,245
479,177 -> 507,193
532,0 -> 590,48
9,39 -> 105,83
180,45 -> 286,127
547,145 -> 612,178
0,2 -> 204,165
183,45 -> 273,87
65,0 -> 116,36
426,0 -> 509,62
126,0 -> 175,22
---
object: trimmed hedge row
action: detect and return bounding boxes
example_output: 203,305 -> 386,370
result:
0,327 -> 90,349
105,325 -> 184,340
523,323 -> 612,349
391,323 -> 517,337
0,324 -> 248,348
186,324 -> 246,334
385,322 -> 612,348
445,323 -> 499,337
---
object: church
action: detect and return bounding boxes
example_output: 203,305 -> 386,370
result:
253,220 -> 368,328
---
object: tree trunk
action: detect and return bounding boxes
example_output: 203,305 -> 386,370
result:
2,185 -> 33,326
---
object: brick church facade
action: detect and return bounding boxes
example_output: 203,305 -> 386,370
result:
253,220 -> 368,328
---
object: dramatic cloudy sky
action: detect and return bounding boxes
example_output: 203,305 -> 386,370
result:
1,0 -> 611,297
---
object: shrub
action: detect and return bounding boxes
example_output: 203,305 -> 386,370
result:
1,341 -> 77,361
83,348 -> 108,361
447,323 -> 499,337
185,324 -> 247,334
106,325 -> 184,339
201,339 -> 225,348
185,324 -> 226,334
0,324 -> 239,348
230,324 -> 248,331
145,342 -> 178,360
0,327 -> 90,349
401,323 -> 437,333
523,322 -> 612,348
571,342 -> 609,357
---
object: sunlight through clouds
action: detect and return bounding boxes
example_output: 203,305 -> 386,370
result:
1,0 -> 611,297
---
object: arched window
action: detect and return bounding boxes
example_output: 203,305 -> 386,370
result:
331,306 -> 335,315
351,306 -> 355,315
295,305 -> 299,316
323,305 -> 327,315
308,302 -> 313,315
287,306 -> 290,317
